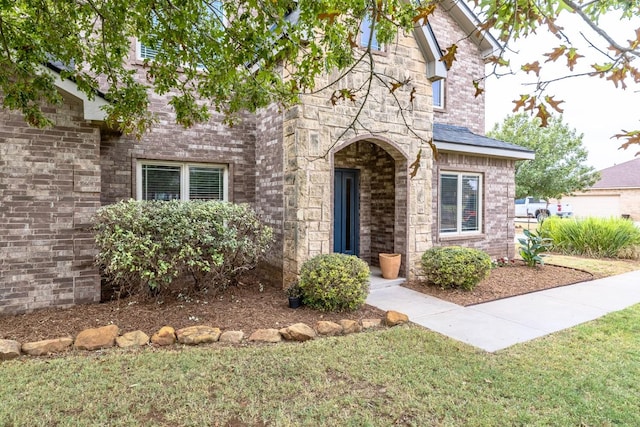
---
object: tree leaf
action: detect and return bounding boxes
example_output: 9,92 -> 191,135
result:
521,61 -> 541,77
544,95 -> 564,113
439,44 -> 458,69
543,45 -> 567,63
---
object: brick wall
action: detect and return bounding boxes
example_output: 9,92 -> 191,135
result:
432,152 -> 516,260
0,93 -> 102,314
430,7 -> 487,134
254,104 -> 285,282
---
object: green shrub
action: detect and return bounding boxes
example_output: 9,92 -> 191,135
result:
421,246 -> 491,291
298,254 -> 370,312
540,216 -> 640,259
93,200 -> 273,296
518,229 -> 552,267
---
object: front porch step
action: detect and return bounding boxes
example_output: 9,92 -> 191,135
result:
369,266 -> 405,290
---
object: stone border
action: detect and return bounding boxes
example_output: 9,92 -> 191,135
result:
0,311 -> 409,360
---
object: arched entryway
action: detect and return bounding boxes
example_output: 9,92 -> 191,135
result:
332,137 -> 409,276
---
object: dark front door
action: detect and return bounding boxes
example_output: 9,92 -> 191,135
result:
334,169 -> 359,255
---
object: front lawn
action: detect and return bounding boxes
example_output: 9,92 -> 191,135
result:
2,304 -> 639,426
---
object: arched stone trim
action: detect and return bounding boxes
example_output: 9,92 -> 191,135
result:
331,134 -> 411,279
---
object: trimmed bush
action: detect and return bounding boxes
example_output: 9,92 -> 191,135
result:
421,246 -> 492,291
540,216 -> 640,259
298,254 -> 370,312
93,200 -> 273,296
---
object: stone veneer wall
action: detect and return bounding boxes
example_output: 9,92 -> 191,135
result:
432,152 -> 517,260
429,7 -> 487,135
281,28 -> 434,283
0,93 -> 102,314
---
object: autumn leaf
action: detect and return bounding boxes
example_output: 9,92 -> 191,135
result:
613,129 -> 640,151
486,55 -> 510,67
606,67 -> 628,89
409,148 -> 422,179
412,4 -> 436,26
524,96 -> 537,112
544,45 -> 566,63
545,17 -> 563,35
348,33 -> 358,48
512,94 -> 530,112
440,44 -> 457,69
317,11 -> 340,23
521,61 -> 541,77
390,78 -> 410,93
472,80 -> 484,97
566,48 -> 584,71
409,87 -> 417,103
536,104 -> 550,127
545,95 -> 564,113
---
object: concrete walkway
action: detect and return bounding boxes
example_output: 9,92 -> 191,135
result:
367,268 -> 640,352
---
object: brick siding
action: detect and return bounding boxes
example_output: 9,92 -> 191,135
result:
432,152 -> 517,260
0,93 -> 101,314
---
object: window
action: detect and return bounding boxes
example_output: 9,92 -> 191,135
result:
432,79 -> 445,108
138,1 -> 225,61
439,172 -> 482,234
137,161 -> 228,201
360,15 -> 382,51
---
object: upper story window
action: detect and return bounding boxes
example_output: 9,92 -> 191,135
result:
433,79 -> 445,109
439,171 -> 482,235
138,1 -> 225,61
360,15 -> 382,51
137,161 -> 228,201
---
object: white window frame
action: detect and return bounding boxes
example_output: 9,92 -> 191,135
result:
432,78 -> 445,109
136,160 -> 229,201
439,171 -> 483,235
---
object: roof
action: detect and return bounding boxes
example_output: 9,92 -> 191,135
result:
43,63 -> 109,122
433,123 -> 535,160
592,157 -> 640,189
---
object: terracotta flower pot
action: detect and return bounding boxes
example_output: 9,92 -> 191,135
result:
379,253 -> 401,279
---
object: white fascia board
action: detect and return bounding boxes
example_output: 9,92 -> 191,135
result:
39,65 -> 109,122
417,24 -> 448,79
435,141 -> 536,160
440,0 -> 502,58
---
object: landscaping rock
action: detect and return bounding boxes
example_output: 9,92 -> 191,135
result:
315,321 -> 343,336
75,324 -> 119,351
21,337 -> 73,356
116,331 -> 149,348
176,326 -> 221,345
248,329 -> 282,343
280,323 -> 316,341
339,319 -> 362,334
0,339 -> 21,361
362,318 -> 382,329
151,326 -> 176,346
219,331 -> 244,344
385,311 -> 409,326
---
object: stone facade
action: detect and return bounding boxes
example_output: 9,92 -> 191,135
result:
0,93 -> 102,314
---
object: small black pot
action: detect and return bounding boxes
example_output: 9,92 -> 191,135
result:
288,296 -> 302,309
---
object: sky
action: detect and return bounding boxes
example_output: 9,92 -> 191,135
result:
483,11 -> 640,171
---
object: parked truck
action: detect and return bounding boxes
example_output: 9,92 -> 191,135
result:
515,197 -> 573,222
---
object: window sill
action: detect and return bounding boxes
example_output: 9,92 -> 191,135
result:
438,233 -> 485,242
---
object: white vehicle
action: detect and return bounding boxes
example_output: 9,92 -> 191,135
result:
515,197 -> 573,222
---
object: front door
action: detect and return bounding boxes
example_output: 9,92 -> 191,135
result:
334,169 -> 359,255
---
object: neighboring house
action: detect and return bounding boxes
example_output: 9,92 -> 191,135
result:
0,1 -> 534,314
562,158 -> 640,220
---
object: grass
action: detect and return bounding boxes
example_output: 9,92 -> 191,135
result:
2,305 -> 640,426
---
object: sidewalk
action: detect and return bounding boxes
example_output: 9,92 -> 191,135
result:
367,269 -> 640,352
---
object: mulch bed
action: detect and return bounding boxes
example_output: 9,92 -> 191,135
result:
1,262 -> 595,344
404,260 -> 594,306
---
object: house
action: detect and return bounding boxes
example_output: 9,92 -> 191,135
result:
0,1 -> 533,314
562,158 -> 640,220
